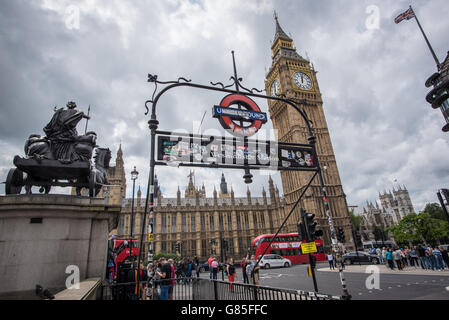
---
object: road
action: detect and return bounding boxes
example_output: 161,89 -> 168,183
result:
198,262 -> 449,300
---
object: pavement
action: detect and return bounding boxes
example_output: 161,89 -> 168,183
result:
317,264 -> 449,276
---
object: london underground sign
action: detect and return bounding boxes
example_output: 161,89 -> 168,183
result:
213,94 -> 267,137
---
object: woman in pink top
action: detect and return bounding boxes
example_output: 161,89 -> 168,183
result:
211,258 -> 219,280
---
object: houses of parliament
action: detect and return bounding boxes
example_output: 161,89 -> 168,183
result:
109,16 -> 352,261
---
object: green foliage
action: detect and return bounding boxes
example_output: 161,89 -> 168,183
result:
152,252 -> 180,263
422,203 -> 448,222
389,212 -> 449,246
349,210 -> 362,231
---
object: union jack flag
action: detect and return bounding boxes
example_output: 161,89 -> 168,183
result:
394,7 -> 415,24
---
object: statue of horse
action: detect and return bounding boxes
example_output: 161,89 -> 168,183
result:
76,148 -> 111,197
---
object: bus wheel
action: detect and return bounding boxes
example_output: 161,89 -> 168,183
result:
264,263 -> 270,269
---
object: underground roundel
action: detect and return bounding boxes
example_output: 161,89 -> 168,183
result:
212,94 -> 267,137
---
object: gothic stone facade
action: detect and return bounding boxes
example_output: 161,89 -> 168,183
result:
118,174 -> 288,262
360,185 -> 416,241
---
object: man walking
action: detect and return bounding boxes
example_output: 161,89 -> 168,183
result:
327,252 -> 335,270
393,248 -> 403,270
417,245 -> 427,269
158,258 -> 172,300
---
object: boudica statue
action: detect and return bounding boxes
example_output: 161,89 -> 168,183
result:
4,101 -> 110,197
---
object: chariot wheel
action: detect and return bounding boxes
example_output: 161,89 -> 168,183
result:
5,168 -> 24,195
89,171 -> 96,198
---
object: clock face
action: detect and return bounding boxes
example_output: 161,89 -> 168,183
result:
270,79 -> 281,97
293,72 -> 312,90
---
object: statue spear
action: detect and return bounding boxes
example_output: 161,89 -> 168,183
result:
84,105 -> 91,134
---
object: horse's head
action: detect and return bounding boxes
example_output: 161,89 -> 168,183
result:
94,148 -> 112,169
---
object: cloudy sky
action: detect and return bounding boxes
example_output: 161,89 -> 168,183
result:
1,0 -> 448,213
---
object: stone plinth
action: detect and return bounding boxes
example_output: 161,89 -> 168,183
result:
0,195 -> 120,299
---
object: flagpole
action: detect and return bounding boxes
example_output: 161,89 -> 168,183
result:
411,5 -> 441,70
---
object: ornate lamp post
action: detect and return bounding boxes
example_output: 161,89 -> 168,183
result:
129,166 -> 139,260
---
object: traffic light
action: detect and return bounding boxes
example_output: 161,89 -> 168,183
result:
425,70 -> 449,132
301,208 -> 323,241
297,222 -> 306,241
175,242 -> 180,252
337,227 -> 345,243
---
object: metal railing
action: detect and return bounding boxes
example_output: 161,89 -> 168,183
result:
100,277 -> 340,301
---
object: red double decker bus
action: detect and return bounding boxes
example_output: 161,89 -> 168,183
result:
250,233 -> 325,265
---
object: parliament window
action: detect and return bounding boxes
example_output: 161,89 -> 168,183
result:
182,215 -> 187,232
209,215 -> 215,231
171,216 -> 176,233
161,216 -> 167,233
191,216 -> 196,232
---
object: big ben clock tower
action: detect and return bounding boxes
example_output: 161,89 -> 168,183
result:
265,14 -> 351,247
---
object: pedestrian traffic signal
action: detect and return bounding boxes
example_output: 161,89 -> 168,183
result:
297,222 -> 306,241
301,208 -> 323,241
337,227 -> 345,243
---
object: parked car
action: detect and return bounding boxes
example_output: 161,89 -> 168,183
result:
258,254 -> 291,269
342,251 -> 379,265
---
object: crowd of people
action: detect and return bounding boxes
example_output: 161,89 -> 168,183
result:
108,254 -> 264,300
325,245 -> 449,271
381,245 -> 449,271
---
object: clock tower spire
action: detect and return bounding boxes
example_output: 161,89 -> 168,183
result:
265,14 -> 351,248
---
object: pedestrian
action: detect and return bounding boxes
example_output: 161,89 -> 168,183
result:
433,247 -> 444,271
381,247 -> 387,265
246,255 -> 260,286
440,246 -> 449,270
208,255 -> 214,280
167,259 -> 175,300
385,248 -> 395,270
157,258 -> 172,300
417,245 -> 427,269
148,260 -> 161,300
426,247 -> 436,271
188,259 -> 193,280
327,252 -> 335,270
410,247 -> 418,268
404,247 -> 411,267
226,258 -> 236,292
393,248 -> 403,270
241,256 -> 249,284
193,256 -> 200,278
376,247 -> 384,265
211,257 -> 219,280
181,257 -> 189,284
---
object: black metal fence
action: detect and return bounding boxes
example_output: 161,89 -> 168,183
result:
100,278 -> 340,301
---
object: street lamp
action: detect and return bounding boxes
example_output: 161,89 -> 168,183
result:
129,166 -> 139,261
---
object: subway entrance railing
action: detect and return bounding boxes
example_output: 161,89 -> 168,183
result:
100,278 -> 340,301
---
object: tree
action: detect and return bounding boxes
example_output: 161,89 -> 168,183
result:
349,210 -> 362,231
422,203 -> 447,221
389,212 -> 449,246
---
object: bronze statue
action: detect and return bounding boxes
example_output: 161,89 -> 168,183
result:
5,101 -> 108,197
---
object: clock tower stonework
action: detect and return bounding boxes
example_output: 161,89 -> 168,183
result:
265,15 -> 351,248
